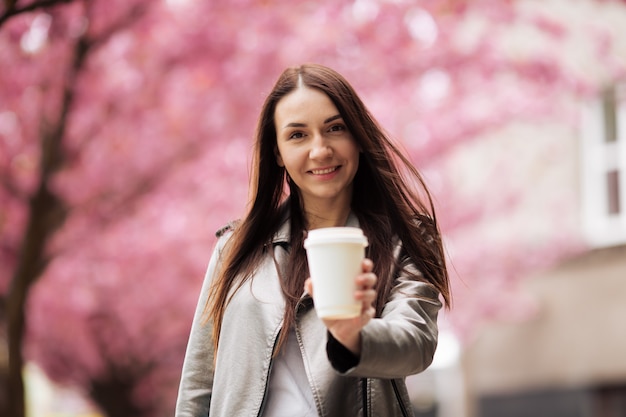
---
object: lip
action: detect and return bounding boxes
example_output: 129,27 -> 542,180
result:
307,165 -> 342,181
308,165 -> 341,176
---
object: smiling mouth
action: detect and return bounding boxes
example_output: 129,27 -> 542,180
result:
310,166 -> 339,175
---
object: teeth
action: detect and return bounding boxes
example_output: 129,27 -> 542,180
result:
311,167 -> 337,175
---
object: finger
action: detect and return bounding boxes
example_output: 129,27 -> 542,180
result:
355,288 -> 377,302
356,272 -> 377,288
362,258 -> 374,272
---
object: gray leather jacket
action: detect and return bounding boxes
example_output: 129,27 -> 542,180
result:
175,215 -> 442,417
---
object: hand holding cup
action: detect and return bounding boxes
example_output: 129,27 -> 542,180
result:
303,227 -> 376,354
304,258 -> 377,354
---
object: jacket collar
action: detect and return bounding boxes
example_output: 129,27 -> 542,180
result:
271,210 -> 360,245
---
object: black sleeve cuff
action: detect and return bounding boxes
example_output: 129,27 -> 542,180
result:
326,332 -> 360,373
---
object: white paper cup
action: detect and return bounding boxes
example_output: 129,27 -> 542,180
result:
304,227 -> 369,319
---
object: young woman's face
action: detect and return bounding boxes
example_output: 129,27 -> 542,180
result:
274,86 -> 360,211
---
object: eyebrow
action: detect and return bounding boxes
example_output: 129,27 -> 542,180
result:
283,114 -> 343,129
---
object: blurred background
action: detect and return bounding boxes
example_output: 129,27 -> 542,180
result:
1,0 -> 625,416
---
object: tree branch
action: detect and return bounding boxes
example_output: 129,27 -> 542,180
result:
0,0 -> 73,28
85,1 -> 151,51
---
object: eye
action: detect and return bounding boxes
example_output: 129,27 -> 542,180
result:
328,124 -> 346,133
288,131 -> 305,140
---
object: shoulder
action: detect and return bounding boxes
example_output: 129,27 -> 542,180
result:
412,214 -> 438,242
215,220 -> 240,238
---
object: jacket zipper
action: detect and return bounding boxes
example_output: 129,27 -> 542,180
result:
391,379 -> 410,417
361,378 -> 369,417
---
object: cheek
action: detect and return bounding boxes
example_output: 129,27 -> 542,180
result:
345,143 -> 361,165
275,142 -> 288,167
277,147 -> 304,171
276,153 -> 285,167
282,159 -> 299,177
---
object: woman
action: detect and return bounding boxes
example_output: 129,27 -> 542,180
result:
175,63 -> 451,417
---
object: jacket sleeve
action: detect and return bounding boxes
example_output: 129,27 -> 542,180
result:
329,242 -> 443,379
175,237 -> 226,416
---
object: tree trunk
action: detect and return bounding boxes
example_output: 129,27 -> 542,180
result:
0,0 -> 72,414
0,20 -> 85,417
1,3 -> 147,416
91,374 -> 144,417
0,303 -> 8,413
5,185 -> 66,417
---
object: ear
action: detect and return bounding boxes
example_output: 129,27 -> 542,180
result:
275,147 -> 285,167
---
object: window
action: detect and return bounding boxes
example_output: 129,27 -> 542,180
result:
580,84 -> 626,247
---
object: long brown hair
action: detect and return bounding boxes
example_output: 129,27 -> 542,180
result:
206,64 -> 451,354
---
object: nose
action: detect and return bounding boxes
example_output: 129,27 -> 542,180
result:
309,134 -> 333,160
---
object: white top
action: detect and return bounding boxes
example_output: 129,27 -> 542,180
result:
262,329 -> 317,416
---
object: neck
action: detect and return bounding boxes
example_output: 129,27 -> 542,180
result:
303,202 -> 351,230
